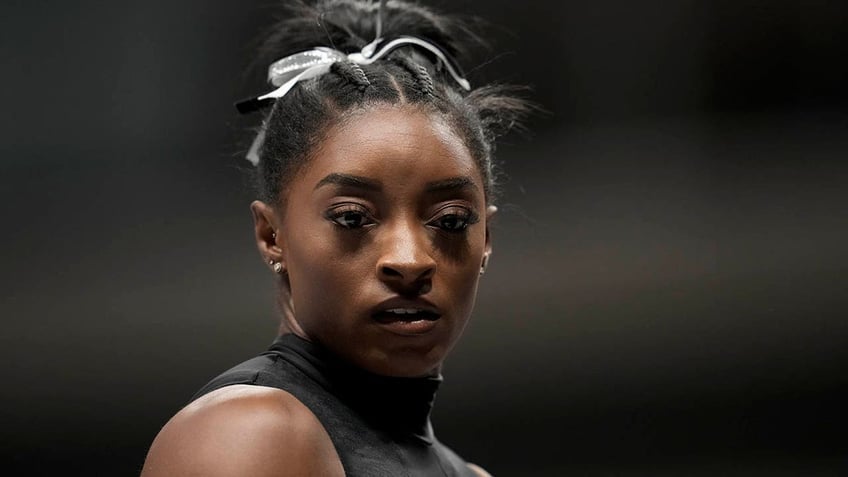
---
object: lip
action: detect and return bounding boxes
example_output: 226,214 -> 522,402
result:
370,296 -> 442,336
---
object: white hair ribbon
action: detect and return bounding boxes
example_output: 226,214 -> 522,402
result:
348,36 -> 470,91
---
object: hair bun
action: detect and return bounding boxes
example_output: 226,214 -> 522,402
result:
257,1 -> 473,69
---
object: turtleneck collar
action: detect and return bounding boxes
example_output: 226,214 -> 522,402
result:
268,333 -> 442,445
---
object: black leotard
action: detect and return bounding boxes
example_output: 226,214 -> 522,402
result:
193,334 -> 478,477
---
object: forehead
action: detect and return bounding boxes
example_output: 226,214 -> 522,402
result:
296,105 -> 482,191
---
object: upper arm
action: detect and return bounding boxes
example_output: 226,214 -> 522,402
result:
141,385 -> 344,477
468,462 -> 493,477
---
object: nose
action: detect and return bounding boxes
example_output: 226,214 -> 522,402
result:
377,219 -> 436,292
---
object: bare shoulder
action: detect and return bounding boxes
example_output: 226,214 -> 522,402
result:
467,462 -> 494,477
141,385 -> 344,477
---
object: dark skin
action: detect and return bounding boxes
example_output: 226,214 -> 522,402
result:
142,105 -> 495,476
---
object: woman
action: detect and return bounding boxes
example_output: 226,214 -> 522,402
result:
142,1 -> 527,475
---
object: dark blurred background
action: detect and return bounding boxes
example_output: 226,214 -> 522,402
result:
2,0 -> 847,475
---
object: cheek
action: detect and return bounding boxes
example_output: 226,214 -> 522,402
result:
437,230 -> 486,308
285,222 -> 346,299
285,222 -> 373,313
453,260 -> 483,297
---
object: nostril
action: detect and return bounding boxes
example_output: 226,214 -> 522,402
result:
380,266 -> 403,278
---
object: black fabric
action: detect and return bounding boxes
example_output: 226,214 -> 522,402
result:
193,334 -> 478,477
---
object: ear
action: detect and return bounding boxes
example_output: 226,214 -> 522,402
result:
250,200 -> 285,271
482,205 -> 497,269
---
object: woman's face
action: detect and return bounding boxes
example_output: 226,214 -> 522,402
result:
255,105 -> 493,377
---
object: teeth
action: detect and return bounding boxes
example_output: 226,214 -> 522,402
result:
385,308 -> 423,315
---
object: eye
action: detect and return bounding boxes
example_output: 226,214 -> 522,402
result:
428,207 -> 479,233
326,204 -> 375,229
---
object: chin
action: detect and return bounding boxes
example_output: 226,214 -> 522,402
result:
359,343 -> 449,378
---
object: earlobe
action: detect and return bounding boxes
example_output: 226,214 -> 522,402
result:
251,200 -> 286,273
484,204 -> 497,254
481,205 -> 497,274
479,253 -> 490,276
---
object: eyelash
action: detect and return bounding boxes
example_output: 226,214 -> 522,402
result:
325,204 -> 479,233
325,204 -> 375,230
427,206 -> 479,233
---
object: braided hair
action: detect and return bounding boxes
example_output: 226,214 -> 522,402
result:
252,0 -> 529,206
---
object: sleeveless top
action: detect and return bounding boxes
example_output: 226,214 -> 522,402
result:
193,334 -> 479,477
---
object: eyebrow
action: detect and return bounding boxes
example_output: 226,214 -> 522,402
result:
315,173 -> 381,191
313,173 -> 478,193
425,176 -> 478,193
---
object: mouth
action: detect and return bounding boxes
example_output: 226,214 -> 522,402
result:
371,299 -> 442,335
372,308 -> 441,323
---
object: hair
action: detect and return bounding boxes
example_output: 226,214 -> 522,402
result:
251,0 -> 530,206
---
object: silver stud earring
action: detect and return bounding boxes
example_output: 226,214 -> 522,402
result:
271,231 -> 277,240
269,259 -> 283,274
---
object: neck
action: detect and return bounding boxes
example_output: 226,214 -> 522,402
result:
274,333 -> 442,444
